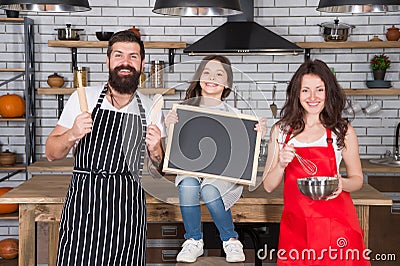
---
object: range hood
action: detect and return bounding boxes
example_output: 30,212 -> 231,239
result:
184,0 -> 303,55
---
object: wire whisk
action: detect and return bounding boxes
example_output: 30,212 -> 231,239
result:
277,140 -> 318,176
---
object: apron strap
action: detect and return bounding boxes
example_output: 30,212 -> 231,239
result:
95,84 -> 109,108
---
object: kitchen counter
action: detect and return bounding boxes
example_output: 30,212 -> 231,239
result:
28,157 -> 400,174
2,157 -> 392,266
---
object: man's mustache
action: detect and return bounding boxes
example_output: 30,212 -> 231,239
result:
114,65 -> 137,73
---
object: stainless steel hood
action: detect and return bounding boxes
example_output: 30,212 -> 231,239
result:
184,0 -> 303,55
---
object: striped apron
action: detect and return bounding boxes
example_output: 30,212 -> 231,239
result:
56,85 -> 147,266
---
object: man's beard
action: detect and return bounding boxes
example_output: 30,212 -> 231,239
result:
108,65 -> 140,94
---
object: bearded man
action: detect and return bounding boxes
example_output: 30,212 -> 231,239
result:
46,30 -> 165,266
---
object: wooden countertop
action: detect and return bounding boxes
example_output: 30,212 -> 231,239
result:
29,157 -> 400,174
0,174 -> 391,207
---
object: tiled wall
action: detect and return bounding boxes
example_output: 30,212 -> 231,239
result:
0,0 -> 399,238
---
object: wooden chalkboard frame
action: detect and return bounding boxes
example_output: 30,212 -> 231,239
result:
163,104 -> 261,186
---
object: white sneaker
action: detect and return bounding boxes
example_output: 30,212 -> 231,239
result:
176,238 -> 204,263
223,239 -> 245,262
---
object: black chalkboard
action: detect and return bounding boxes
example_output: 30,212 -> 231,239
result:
163,104 -> 261,185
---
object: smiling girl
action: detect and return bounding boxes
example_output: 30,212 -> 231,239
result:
165,55 -> 266,263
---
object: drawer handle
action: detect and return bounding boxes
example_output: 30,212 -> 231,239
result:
162,249 -> 178,261
161,225 -> 178,237
391,201 -> 400,214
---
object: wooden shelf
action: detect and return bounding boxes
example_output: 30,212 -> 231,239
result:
343,88 -> 400,96
0,118 -> 26,122
37,87 -> 176,95
0,17 -> 24,23
0,68 -> 25,72
0,164 -> 26,171
296,41 -> 400,49
48,40 -> 187,49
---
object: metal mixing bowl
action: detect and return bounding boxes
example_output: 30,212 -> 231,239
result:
297,176 -> 338,200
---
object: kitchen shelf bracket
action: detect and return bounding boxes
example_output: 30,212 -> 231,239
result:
0,73 -> 24,87
304,48 -> 311,61
168,48 -> 175,72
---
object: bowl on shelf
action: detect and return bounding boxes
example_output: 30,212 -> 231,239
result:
366,80 -> 392,88
0,150 -> 16,166
297,176 -> 338,200
47,72 -> 65,88
96,31 -> 114,41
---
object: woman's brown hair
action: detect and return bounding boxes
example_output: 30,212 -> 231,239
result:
279,59 -> 349,149
185,55 -> 233,101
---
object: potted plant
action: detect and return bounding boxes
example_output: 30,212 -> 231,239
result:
370,54 -> 391,80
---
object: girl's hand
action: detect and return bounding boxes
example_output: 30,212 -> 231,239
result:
278,142 -> 296,169
165,110 -> 178,129
326,174 -> 343,200
255,117 -> 267,138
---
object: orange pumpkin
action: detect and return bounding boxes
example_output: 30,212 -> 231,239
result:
0,238 -> 18,259
0,188 -> 18,214
0,94 -> 25,118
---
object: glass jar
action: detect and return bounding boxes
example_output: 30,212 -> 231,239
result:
73,67 -> 87,88
150,61 -> 164,88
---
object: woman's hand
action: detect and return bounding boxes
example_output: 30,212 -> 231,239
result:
165,109 -> 178,129
70,112 -> 92,141
255,117 -> 267,138
326,174 -> 343,200
278,142 -> 296,169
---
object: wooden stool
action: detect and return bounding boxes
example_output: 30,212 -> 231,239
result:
176,256 -> 244,266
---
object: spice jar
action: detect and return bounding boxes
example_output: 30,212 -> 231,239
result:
150,61 -> 164,88
73,67 -> 87,88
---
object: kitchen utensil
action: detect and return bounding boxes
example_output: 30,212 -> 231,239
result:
55,24 -> 84,40
75,71 -> 88,112
95,31 -> 114,41
151,94 -> 164,124
277,140 -> 318,176
270,84 -> 277,118
297,176 -> 338,200
318,19 -> 355,42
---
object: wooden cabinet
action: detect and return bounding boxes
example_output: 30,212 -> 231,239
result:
367,175 -> 400,266
146,223 -> 185,264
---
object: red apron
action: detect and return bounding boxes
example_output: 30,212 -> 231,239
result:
278,128 -> 370,266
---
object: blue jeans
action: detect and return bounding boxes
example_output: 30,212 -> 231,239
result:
178,177 -> 238,241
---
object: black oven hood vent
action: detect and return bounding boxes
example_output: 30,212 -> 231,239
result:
184,0 -> 303,56
184,21 -> 303,55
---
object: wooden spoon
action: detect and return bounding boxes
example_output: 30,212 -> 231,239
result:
76,71 -> 88,112
151,94 -> 164,124
270,84 -> 277,118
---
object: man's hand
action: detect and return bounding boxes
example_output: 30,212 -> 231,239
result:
70,112 -> 92,141
146,124 -> 164,170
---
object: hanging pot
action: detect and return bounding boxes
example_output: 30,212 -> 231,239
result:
318,19 -> 355,42
55,24 -> 84,40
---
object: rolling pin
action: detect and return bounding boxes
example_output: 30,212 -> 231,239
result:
75,71 -> 88,112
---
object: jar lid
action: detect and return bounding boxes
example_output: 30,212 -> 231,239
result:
74,67 -> 87,71
151,60 -> 164,64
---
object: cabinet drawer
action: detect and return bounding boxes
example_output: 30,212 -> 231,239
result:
147,223 -> 185,239
146,247 -> 180,263
368,176 -> 400,192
